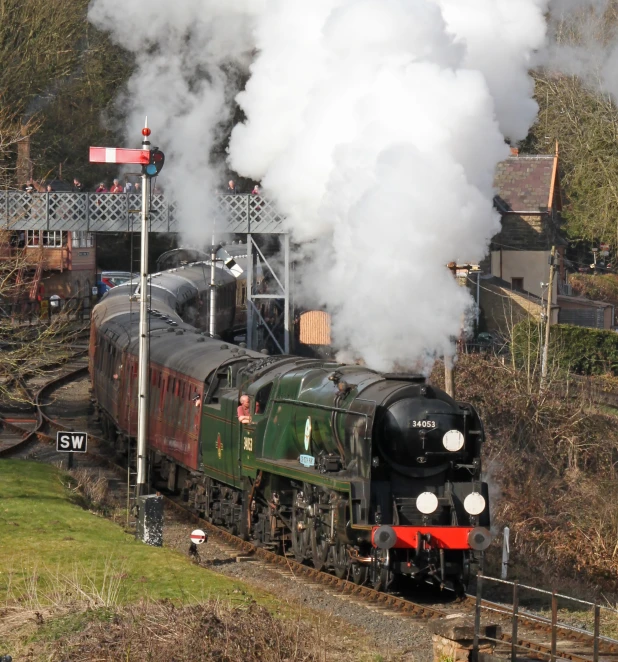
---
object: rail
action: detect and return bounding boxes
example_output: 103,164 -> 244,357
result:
0,191 -> 285,234
472,572 -> 618,662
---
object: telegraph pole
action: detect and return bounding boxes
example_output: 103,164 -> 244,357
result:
444,358 -> 455,398
541,246 -> 556,388
136,121 -> 152,496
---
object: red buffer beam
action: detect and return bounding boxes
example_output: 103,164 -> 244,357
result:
89,147 -> 150,165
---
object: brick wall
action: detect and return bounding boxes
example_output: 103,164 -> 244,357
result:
492,212 -> 556,251
479,281 -> 554,334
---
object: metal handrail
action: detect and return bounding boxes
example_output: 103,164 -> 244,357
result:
473,571 -> 609,662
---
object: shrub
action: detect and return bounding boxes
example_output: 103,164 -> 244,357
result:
513,321 -> 618,375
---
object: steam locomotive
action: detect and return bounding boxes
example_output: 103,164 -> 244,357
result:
90,266 -> 491,591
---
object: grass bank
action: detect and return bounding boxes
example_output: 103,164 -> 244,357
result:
0,459 -> 258,606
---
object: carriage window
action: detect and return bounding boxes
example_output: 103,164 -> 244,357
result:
255,383 -> 273,414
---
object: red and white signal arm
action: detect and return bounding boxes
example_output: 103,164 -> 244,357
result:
89,147 -> 150,164
191,529 -> 207,545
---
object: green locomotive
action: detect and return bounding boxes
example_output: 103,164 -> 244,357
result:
191,353 -> 490,591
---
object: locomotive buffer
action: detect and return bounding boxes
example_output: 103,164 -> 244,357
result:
89,121 -> 165,544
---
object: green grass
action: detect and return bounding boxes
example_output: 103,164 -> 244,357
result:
0,460 -> 258,606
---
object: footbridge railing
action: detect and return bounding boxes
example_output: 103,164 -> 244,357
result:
0,191 -> 285,234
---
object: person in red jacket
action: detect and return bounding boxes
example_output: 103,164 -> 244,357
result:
110,179 -> 124,193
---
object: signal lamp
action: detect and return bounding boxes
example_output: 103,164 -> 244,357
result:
143,148 -> 165,178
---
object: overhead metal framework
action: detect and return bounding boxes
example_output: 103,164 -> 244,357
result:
0,191 -> 291,353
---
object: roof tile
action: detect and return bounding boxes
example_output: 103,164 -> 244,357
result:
494,155 -> 555,212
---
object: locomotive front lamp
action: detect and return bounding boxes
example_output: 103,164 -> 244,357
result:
416,492 -> 439,514
463,492 -> 486,515
442,429 -> 464,452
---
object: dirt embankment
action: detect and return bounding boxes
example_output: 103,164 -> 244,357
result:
432,354 -> 618,595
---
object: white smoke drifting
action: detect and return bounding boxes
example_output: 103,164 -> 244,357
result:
88,1 -> 261,245
547,1 -> 618,100
89,0 -> 550,370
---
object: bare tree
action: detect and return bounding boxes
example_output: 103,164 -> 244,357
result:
0,230 -> 87,403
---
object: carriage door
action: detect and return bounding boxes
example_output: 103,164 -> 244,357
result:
202,365 -> 239,486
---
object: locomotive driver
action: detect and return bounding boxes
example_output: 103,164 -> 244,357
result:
237,395 -> 252,424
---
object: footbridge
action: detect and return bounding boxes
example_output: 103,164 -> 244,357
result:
0,191 -> 291,352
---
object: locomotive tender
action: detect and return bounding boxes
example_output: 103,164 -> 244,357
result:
90,264 -> 491,591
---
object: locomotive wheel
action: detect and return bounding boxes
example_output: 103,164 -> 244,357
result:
351,563 -> 368,585
310,521 -> 330,572
370,549 -> 392,591
331,542 -> 350,580
291,506 -> 310,562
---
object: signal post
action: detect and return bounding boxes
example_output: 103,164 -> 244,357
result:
89,122 -> 165,523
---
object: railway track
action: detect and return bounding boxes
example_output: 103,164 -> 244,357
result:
2,364 -> 618,662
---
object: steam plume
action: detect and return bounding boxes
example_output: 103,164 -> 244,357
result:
90,0 -> 550,370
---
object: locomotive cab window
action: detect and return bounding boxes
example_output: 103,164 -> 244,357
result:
204,366 -> 233,405
255,382 -> 274,415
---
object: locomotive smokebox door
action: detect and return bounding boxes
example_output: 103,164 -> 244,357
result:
136,494 -> 163,547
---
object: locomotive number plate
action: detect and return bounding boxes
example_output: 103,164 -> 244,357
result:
409,420 -> 436,429
243,436 -> 253,452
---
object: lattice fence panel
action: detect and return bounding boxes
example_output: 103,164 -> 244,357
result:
88,193 -> 130,232
214,194 -> 249,234
6,192 -> 48,230
248,196 -> 284,233
48,193 -> 88,231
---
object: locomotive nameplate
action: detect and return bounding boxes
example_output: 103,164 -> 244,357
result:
299,454 -> 315,468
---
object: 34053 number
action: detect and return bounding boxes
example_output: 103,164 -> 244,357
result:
410,420 -> 436,429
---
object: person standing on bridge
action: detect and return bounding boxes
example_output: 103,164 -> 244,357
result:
227,180 -> 238,195
110,179 -> 124,193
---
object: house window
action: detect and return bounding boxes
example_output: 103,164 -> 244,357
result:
71,231 -> 94,248
512,278 -> 524,292
26,230 -> 40,246
42,231 -> 66,247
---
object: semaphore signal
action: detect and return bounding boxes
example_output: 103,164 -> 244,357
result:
89,118 -> 165,520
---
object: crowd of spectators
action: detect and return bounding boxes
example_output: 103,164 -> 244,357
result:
21,175 -> 262,196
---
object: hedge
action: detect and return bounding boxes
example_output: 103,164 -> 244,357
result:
513,322 -> 618,375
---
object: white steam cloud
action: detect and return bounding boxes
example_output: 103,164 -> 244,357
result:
89,0 -> 550,370
547,0 -> 618,100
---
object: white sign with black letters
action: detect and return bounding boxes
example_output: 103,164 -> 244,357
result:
56,431 -> 88,453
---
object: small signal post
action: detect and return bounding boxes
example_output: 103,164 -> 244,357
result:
89,120 -> 165,526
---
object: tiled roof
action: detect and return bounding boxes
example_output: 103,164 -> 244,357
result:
494,155 -> 555,213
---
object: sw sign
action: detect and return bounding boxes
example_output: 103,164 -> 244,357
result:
56,431 -> 88,453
